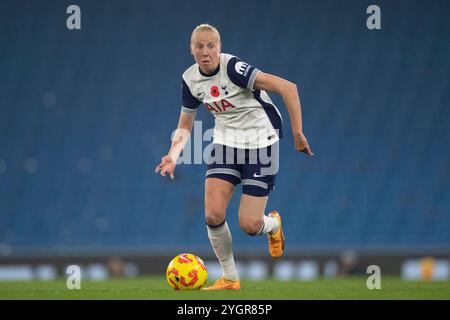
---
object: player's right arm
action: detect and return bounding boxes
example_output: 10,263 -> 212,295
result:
155,111 -> 196,179
155,77 -> 200,179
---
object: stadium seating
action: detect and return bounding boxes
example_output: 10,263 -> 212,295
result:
0,0 -> 449,255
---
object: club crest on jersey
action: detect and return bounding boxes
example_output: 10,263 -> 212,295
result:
210,85 -> 220,97
205,99 -> 236,113
221,85 -> 229,95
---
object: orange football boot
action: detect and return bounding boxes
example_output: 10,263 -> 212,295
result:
201,277 -> 241,291
268,211 -> 285,258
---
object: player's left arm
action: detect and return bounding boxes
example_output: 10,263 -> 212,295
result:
254,72 -> 314,156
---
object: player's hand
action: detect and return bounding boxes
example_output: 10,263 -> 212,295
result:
294,132 -> 314,156
155,155 -> 176,179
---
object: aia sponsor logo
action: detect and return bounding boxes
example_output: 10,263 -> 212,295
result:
205,99 -> 236,113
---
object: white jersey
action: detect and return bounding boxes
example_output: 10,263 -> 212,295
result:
181,53 -> 283,149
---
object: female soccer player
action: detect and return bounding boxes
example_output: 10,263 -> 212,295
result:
155,24 -> 313,290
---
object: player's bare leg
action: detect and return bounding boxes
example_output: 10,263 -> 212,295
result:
238,194 -> 284,258
202,178 -> 240,290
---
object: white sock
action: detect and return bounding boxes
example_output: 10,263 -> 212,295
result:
207,221 -> 239,281
257,215 -> 279,235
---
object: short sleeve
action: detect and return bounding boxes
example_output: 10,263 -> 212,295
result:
181,79 -> 200,114
226,56 -> 260,90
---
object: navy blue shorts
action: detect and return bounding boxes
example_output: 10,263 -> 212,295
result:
205,142 -> 279,197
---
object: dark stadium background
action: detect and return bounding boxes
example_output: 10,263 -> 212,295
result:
0,0 -> 449,281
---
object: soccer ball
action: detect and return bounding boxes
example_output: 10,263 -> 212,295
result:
166,253 -> 208,290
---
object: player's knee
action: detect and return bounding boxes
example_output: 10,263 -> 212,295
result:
239,219 -> 263,236
205,211 -> 226,227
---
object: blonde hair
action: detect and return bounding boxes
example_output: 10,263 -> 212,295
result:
190,23 -> 221,44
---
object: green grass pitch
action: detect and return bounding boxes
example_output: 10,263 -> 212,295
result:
0,277 -> 449,300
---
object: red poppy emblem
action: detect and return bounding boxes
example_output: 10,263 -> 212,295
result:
210,86 -> 220,97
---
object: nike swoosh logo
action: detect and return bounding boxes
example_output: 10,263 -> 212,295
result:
253,173 -> 266,178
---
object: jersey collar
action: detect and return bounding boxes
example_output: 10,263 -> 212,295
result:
199,64 -> 220,77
